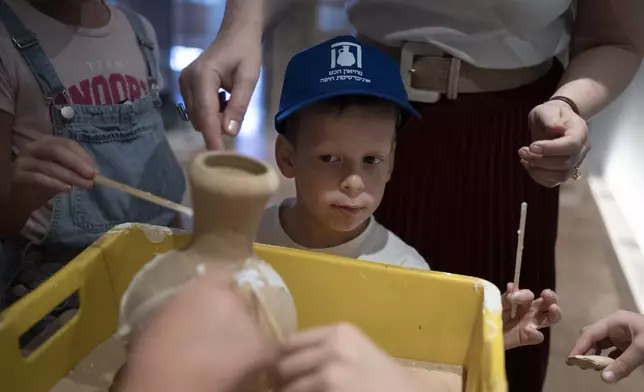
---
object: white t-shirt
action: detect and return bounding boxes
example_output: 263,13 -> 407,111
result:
345,0 -> 573,69
256,200 -> 429,271
0,0 -> 162,242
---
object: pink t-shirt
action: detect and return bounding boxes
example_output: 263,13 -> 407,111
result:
0,0 -> 163,242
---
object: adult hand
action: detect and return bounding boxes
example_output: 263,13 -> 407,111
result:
12,135 -> 95,209
119,271 -> 276,392
502,283 -> 561,350
569,310 -> 644,384
276,323 -> 423,392
519,100 -> 590,188
179,24 -> 262,150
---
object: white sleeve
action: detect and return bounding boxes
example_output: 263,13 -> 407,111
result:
400,249 -> 431,271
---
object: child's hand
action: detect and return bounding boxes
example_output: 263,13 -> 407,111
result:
276,323 -> 424,392
12,136 -> 96,205
569,310 -> 644,383
502,283 -> 561,350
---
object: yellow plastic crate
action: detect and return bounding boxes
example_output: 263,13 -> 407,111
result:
0,223 -> 507,392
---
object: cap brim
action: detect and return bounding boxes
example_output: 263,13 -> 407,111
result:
274,89 -> 420,133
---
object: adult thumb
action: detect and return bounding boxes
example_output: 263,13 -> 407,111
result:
601,346 -> 643,383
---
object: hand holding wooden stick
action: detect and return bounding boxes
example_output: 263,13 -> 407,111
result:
510,202 -> 528,319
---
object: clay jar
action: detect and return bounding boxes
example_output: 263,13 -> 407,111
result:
118,151 -> 298,344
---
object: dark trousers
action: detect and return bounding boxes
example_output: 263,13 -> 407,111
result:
375,63 -> 563,392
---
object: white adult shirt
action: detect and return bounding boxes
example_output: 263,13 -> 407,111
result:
345,0 -> 573,69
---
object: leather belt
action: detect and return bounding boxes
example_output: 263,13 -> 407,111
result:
357,35 -> 553,103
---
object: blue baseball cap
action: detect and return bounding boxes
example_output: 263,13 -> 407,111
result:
275,35 -> 419,133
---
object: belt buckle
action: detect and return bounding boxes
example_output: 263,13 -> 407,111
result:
400,42 -> 441,103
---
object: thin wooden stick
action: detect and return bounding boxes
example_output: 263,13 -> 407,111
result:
94,174 -> 193,217
511,202 -> 528,319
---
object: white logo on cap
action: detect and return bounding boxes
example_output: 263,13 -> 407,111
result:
331,42 -> 362,69
320,41 -> 371,84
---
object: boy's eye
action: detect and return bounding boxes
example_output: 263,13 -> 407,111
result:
320,155 -> 340,163
363,156 -> 383,165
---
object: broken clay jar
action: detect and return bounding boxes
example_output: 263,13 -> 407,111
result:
117,151 -> 298,344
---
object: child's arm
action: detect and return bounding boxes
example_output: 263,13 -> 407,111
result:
0,110 -> 25,235
0,117 -> 96,236
502,283 -> 561,350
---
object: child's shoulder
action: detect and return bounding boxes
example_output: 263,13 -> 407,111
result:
256,201 -> 284,244
362,218 -> 429,270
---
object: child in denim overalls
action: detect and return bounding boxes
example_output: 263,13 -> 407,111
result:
0,0 -> 185,339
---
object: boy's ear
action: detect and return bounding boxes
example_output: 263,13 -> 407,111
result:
386,142 -> 396,182
275,135 -> 296,179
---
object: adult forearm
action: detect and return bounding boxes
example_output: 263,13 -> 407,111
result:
555,0 -> 644,120
263,0 -> 301,38
553,45 -> 641,120
217,0 -> 262,39
217,0 -> 298,41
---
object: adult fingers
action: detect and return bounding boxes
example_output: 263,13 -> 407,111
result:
602,345 -> 644,383
222,61 -> 260,138
520,160 -> 572,188
521,154 -> 576,171
530,133 -> 584,157
181,65 -> 225,150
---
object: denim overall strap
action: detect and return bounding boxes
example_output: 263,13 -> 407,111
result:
0,0 -> 66,99
117,7 -> 159,92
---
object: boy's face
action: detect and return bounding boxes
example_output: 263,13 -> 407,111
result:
276,103 -> 397,233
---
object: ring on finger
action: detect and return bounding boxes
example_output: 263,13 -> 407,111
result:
176,102 -> 190,122
176,92 -> 229,128
572,165 -> 583,180
571,146 -> 591,181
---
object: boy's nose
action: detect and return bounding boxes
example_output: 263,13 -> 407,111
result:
340,174 -> 364,197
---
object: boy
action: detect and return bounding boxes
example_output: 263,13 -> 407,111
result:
0,0 -> 185,339
256,35 -> 561,350
256,35 -> 426,270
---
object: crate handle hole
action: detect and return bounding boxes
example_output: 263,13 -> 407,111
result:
19,290 -> 80,357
